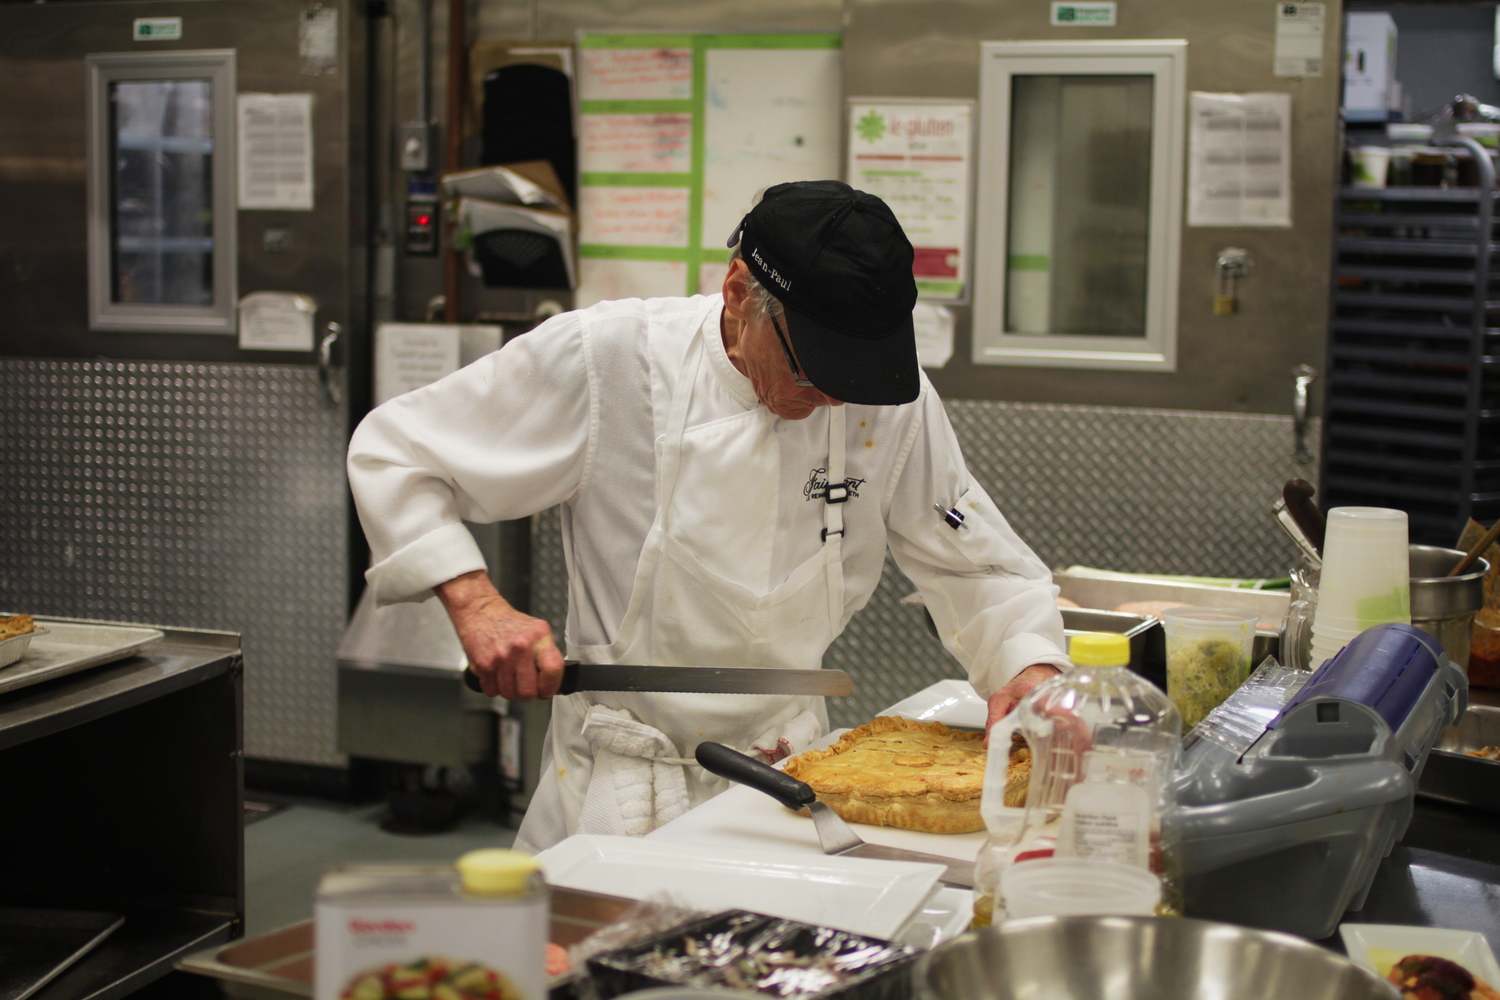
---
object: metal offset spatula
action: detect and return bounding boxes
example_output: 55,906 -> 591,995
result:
694,741 -> 976,889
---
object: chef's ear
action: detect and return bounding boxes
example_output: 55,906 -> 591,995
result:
722,258 -> 754,318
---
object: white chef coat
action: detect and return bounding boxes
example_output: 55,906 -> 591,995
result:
347,293 -> 1067,849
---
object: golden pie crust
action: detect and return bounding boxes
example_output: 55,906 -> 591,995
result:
0,614 -> 35,641
783,716 -> 1028,835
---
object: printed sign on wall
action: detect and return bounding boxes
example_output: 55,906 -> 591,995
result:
847,99 -> 974,302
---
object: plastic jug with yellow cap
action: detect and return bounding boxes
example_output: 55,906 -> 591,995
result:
972,632 -> 1183,926
314,849 -> 550,1000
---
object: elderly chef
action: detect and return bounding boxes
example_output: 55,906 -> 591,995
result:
347,180 -> 1068,852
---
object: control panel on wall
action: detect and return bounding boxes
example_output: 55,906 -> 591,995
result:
406,174 -> 438,256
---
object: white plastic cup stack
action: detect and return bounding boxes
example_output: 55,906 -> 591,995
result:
1310,507 -> 1410,666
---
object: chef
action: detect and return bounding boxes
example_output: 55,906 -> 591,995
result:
347,180 -> 1068,852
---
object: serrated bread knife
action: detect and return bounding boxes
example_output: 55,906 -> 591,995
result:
462,662 -> 852,697
694,740 -> 976,889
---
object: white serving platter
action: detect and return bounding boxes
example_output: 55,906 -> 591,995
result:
537,833 -> 943,941
0,619 -> 166,695
1339,922 -> 1500,986
882,679 -> 987,730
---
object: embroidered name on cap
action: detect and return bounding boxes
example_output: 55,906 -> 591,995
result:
750,247 -> 791,291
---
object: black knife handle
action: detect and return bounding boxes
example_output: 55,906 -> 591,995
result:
462,662 -> 581,696
1283,478 -> 1326,556
694,741 -> 815,811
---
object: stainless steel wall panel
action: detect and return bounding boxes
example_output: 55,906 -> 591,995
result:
530,402 -> 1315,729
0,360 -> 348,765
841,0 -> 1340,416
943,399 -> 1316,578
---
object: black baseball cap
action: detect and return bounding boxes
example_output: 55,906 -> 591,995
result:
728,180 -> 919,405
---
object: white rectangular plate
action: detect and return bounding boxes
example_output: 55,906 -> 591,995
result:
537,834 -> 943,941
0,620 -> 165,695
1339,923 -> 1500,986
882,679 -> 987,730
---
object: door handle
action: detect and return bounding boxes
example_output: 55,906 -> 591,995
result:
1292,364 -> 1316,464
318,321 -> 342,407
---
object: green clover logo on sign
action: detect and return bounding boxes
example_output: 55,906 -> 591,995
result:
856,111 -> 887,143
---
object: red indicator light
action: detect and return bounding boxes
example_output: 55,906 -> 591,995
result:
414,214 -> 431,226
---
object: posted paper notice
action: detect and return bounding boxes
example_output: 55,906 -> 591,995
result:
238,93 -> 314,210
1274,3 -> 1325,78
1188,92 -> 1292,227
847,100 -> 973,301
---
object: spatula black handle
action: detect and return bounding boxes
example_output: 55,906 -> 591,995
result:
694,741 -> 816,811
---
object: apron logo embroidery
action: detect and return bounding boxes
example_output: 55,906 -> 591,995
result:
804,468 -> 864,501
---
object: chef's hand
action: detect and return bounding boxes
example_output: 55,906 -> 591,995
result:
435,569 -> 565,701
984,663 -> 1062,746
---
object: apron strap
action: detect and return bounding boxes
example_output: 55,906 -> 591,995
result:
822,406 -> 847,631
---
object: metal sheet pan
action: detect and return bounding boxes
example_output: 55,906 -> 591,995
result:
0,908 -> 124,1000
1419,702 -> 1500,813
0,618 -> 165,696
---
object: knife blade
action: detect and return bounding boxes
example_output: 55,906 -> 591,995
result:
463,662 -> 852,697
695,741 -> 975,889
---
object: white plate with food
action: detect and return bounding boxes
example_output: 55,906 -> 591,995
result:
1339,923 -> 1500,995
537,834 -> 943,941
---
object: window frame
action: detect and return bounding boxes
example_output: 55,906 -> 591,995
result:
86,49 -> 238,334
971,39 -> 1186,371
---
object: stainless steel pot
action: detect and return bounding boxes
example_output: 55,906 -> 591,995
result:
913,916 -> 1398,1000
1409,545 -> 1488,670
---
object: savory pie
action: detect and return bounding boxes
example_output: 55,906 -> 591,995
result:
0,614 -> 35,641
782,716 -> 1030,835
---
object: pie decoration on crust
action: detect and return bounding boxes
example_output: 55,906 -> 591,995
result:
781,716 -> 1006,834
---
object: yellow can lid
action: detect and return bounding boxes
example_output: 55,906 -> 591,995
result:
456,848 -> 540,895
1069,632 -> 1130,667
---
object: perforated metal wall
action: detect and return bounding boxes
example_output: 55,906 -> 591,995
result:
0,359 -> 348,764
531,400 -> 1318,730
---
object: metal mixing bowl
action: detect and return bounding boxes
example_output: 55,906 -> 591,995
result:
914,916 -> 1399,1000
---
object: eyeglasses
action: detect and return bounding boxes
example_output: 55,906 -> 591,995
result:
770,312 -> 815,388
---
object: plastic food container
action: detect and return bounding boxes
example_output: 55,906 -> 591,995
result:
1163,607 -> 1258,729
999,858 -> 1161,920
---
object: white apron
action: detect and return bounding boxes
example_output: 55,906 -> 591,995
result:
515,302 -> 851,852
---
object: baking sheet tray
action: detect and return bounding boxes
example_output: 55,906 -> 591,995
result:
0,908 -> 124,1000
1419,702 -> 1500,813
177,887 -> 637,997
0,619 -> 165,696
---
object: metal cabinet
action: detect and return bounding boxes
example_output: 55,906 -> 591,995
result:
1323,136 -> 1499,544
0,623 -> 244,1000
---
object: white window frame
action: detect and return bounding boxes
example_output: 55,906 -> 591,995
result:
86,50 -> 238,334
972,39 -> 1186,371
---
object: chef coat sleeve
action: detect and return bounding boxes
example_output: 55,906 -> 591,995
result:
884,386 -> 1069,700
347,313 -> 591,604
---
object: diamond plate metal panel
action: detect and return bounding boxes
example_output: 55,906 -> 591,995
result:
531,402 -> 1319,730
0,359 -> 348,765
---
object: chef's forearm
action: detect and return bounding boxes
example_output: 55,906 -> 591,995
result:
434,569 -> 506,614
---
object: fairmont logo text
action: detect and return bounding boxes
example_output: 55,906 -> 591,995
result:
804,469 -> 864,501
